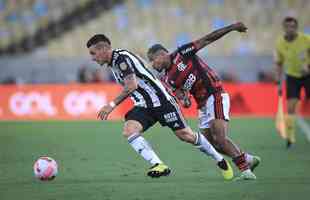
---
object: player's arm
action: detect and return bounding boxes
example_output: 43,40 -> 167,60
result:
178,22 -> 247,58
193,22 -> 248,51
98,57 -> 138,120
158,74 -> 191,108
114,74 -> 137,105
175,89 -> 191,108
98,73 -> 137,120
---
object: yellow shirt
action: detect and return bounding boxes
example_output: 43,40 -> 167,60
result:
275,32 -> 310,78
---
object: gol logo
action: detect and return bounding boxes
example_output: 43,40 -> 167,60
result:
9,92 -> 57,116
64,91 -> 107,116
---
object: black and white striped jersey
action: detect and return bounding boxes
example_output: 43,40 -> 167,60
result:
108,49 -> 173,108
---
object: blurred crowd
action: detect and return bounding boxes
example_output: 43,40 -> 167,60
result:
77,65 -> 114,84
0,0 -> 308,84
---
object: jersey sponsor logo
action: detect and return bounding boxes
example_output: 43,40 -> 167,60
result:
64,91 -> 107,116
177,62 -> 187,71
164,112 -> 178,123
181,46 -> 194,55
183,73 -> 196,91
9,92 -> 57,116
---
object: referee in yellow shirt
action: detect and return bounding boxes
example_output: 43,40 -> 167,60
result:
275,17 -> 310,148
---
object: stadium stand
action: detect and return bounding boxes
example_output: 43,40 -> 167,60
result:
0,0 -> 309,56
46,0 -> 310,57
0,0 -> 123,55
0,0 -> 309,83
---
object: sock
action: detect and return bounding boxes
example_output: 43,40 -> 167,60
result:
195,132 -> 224,162
128,133 -> 162,166
245,153 -> 254,164
285,114 -> 296,143
232,153 -> 250,172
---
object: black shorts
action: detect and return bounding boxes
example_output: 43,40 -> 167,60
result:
286,74 -> 310,99
125,100 -> 187,132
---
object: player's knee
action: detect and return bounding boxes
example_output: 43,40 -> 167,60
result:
201,128 -> 212,141
122,120 -> 143,138
175,128 -> 195,144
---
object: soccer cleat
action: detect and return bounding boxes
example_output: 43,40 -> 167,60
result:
234,170 -> 256,181
217,159 -> 234,180
147,163 -> 171,178
249,156 -> 261,172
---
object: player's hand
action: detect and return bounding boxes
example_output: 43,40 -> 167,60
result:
181,97 -> 192,108
175,89 -> 191,108
97,105 -> 113,120
232,22 -> 248,33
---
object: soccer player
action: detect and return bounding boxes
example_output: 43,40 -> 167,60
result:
275,17 -> 310,148
86,34 -> 234,179
147,22 -> 260,180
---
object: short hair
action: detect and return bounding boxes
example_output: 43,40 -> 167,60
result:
283,16 -> 298,26
87,34 -> 111,48
147,44 -> 168,58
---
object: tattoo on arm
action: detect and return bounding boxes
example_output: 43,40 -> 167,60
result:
194,24 -> 234,50
113,74 -> 137,106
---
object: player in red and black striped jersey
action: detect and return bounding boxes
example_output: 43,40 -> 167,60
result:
147,22 -> 260,180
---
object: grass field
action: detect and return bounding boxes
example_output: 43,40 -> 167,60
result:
0,118 -> 310,200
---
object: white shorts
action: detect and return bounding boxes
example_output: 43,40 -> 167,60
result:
198,93 -> 230,129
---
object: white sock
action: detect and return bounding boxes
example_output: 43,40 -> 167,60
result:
245,153 -> 254,163
128,133 -> 162,166
243,169 -> 252,174
195,132 -> 223,162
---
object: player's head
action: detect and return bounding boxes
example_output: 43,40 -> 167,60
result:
282,16 -> 298,37
87,34 -> 112,66
147,44 -> 171,71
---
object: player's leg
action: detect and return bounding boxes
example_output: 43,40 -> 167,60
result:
285,75 -> 302,148
201,93 -> 256,179
200,93 -> 260,170
158,99 -> 234,180
174,127 -> 234,180
304,74 -> 310,104
124,107 -> 170,178
201,128 -> 260,171
304,75 -> 310,99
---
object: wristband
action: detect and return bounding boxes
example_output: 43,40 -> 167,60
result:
109,101 -> 116,108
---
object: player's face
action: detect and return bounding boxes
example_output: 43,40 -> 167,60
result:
283,21 -> 298,36
149,50 -> 170,71
89,44 -> 110,66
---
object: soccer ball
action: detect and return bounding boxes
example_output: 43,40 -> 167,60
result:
33,157 -> 58,181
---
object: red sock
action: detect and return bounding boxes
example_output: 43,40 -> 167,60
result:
232,153 -> 249,171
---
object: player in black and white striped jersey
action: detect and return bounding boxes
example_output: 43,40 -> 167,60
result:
86,34 -> 233,179
110,48 -> 172,108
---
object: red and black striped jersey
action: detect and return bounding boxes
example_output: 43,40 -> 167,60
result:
163,42 -> 224,108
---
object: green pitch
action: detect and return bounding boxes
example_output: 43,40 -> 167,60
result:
0,118 -> 310,200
